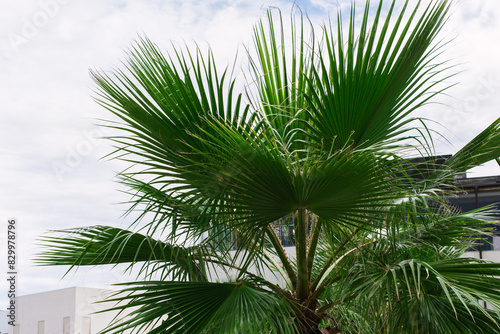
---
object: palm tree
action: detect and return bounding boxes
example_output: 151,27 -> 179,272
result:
38,0 -> 500,333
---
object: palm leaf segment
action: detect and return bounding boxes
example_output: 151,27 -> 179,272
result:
99,280 -> 298,334
37,0 -> 500,333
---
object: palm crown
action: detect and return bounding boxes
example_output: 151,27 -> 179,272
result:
38,1 -> 500,333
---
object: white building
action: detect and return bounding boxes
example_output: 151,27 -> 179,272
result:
8,287 -> 131,334
1,310 -> 8,334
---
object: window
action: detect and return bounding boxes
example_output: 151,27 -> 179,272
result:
494,236 -> 500,250
82,317 -> 91,334
38,320 -> 45,334
63,316 -> 70,334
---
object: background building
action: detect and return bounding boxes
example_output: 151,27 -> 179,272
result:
1,310 -> 8,334
451,175 -> 500,261
8,287 -> 131,334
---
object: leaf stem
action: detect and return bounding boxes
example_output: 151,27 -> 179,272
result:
296,208 -> 309,302
265,226 -> 297,290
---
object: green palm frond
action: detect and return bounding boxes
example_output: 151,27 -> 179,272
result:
99,280 -> 298,334
37,226 -> 207,281
304,0 -> 451,152
437,117 -> 500,177
391,295 -> 500,334
330,252 -> 500,333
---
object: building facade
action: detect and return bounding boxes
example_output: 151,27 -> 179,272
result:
8,287 -> 131,334
451,175 -> 500,260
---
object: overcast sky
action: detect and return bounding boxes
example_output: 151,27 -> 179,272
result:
1,0 -> 499,310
